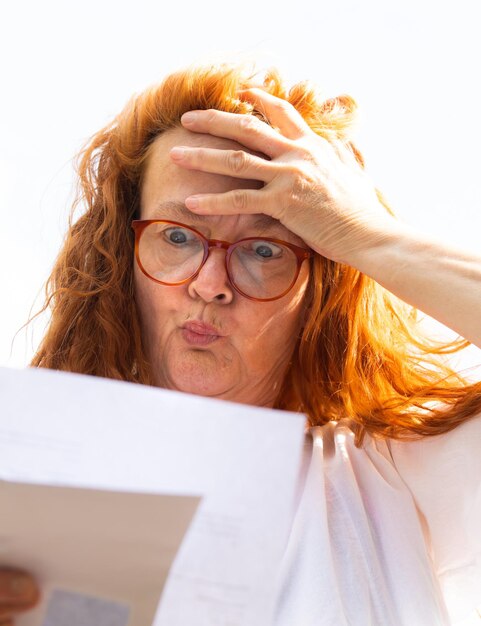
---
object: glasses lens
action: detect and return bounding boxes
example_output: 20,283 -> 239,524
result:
138,222 -> 204,283
230,239 -> 299,300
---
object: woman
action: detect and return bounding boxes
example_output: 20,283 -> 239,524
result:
1,63 -> 480,625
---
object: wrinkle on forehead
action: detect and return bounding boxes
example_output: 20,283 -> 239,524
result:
140,128 -> 307,245
150,200 -> 279,231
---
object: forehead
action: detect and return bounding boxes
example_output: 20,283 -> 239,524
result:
144,126 -> 262,165
140,127 -> 302,241
141,126 -> 263,198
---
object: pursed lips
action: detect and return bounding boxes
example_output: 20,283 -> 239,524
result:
181,320 -> 225,346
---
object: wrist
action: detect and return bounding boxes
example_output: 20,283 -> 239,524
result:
340,217 -> 415,279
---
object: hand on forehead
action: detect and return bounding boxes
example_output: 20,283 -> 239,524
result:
140,126 -> 302,242
160,88 -> 386,265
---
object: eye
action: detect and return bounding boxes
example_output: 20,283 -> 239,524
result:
164,227 -> 196,245
252,241 -> 283,259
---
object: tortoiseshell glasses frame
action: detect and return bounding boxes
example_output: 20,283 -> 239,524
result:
131,219 -> 312,302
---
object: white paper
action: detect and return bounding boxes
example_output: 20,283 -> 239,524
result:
0,480 -> 200,626
0,366 -> 307,626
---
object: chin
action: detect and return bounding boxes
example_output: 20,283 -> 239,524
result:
169,374 -> 234,398
160,352 -> 238,398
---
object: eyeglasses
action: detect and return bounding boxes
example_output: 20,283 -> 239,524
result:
131,219 -> 312,302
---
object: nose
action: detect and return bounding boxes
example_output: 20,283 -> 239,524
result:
187,247 -> 234,304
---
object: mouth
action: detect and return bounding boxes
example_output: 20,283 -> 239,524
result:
181,321 -> 224,346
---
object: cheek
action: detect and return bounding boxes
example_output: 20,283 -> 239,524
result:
133,266 -> 174,341
235,296 -> 306,368
134,266 -> 154,321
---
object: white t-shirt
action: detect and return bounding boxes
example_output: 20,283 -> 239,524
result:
273,413 -> 481,626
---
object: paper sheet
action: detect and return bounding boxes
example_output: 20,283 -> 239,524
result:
0,366 -> 307,626
0,481 -> 200,626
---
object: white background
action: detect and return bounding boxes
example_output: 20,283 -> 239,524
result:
1,0 -> 480,375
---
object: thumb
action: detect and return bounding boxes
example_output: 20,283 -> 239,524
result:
0,569 -> 39,617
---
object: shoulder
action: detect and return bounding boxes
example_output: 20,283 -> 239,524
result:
387,408 -> 481,478
307,414 -> 481,623
386,410 -> 481,623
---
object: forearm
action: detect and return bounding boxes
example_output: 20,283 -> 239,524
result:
350,223 -> 481,350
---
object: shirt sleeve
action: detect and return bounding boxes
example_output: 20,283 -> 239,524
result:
385,411 -> 481,625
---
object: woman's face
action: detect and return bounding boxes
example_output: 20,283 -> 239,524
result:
135,127 -> 310,407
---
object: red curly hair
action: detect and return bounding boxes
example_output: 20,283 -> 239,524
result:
31,63 -> 481,445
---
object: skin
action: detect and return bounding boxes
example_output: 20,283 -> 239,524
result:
0,569 -> 39,624
171,89 -> 481,350
5,85 -> 481,623
135,127 -> 311,407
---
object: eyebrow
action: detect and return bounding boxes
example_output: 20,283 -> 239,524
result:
150,201 -> 284,234
150,201 -> 209,225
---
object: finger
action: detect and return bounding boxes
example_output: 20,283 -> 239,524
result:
0,597 -> 39,617
238,88 -> 311,140
180,109 -> 291,159
185,188 -> 278,218
170,146 -> 279,182
0,570 -> 39,615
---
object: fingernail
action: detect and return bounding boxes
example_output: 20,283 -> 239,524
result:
181,112 -> 197,124
185,197 -> 199,210
170,147 -> 186,160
